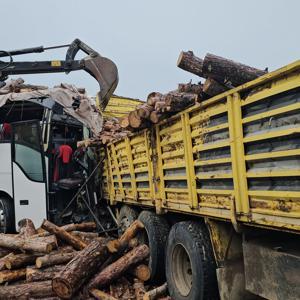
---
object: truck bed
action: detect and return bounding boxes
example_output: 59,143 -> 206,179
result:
104,60 -> 300,233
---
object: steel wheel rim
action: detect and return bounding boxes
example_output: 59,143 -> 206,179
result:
172,243 -> 193,297
0,200 -> 6,233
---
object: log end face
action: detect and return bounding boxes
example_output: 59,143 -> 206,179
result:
52,277 -> 73,299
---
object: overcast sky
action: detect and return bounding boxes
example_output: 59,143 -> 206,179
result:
1,0 -> 299,100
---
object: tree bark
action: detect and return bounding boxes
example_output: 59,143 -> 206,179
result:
0,280 -> 54,299
88,244 -> 150,289
41,219 -> 87,250
178,82 -> 203,95
0,247 -> 11,259
18,218 -> 37,238
61,222 -> 96,232
128,264 -> 151,282
133,278 -> 146,300
36,251 -> 78,269
70,231 -> 99,239
164,92 -> 197,112
0,234 -> 52,253
177,51 -> 204,77
0,252 -> 14,271
143,282 -> 168,300
5,253 -> 40,270
28,235 -> 58,250
203,77 -> 228,97
137,104 -> 154,119
26,265 -> 64,282
0,268 -> 26,283
107,220 -> 144,253
52,238 -> 110,299
202,53 -> 267,87
89,289 -> 118,300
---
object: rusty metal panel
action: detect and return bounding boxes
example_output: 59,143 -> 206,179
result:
243,240 -> 300,300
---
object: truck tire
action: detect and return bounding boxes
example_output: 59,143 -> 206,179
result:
0,197 -> 15,233
166,221 -> 219,300
138,210 -> 170,282
118,205 -> 139,235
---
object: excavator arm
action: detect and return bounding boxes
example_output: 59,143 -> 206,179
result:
0,39 -> 118,110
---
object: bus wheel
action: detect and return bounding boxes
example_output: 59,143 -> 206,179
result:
0,197 -> 14,233
166,221 -> 219,300
138,210 -> 170,282
117,205 -> 139,235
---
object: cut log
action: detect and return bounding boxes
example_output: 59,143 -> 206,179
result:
133,278 -> 146,300
18,218 -> 37,238
88,244 -> 150,289
0,234 -> 52,253
61,222 -> 96,232
41,219 -> 87,250
52,238 -> 110,299
137,104 -> 154,119
0,252 -> 14,271
164,92 -> 197,112
128,110 -> 142,128
28,235 -> 58,250
203,77 -> 228,97
36,251 -> 78,269
147,92 -> 163,106
89,289 -> 118,300
70,231 -> 99,239
5,253 -> 40,270
128,237 -> 139,249
143,282 -> 168,300
202,53 -> 267,87
150,111 -> 165,124
120,116 -> 130,128
0,247 -> 11,259
154,101 -> 167,113
107,220 -> 145,253
0,280 -> 54,298
0,268 -> 26,283
26,265 -> 64,282
128,264 -> 151,282
178,82 -> 203,95
177,51 -> 204,77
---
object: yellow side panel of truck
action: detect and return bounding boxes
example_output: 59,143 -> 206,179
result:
106,60 -> 300,233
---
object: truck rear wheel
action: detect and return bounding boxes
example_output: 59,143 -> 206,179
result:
0,197 -> 14,233
166,221 -> 219,300
118,205 -> 139,235
138,210 -> 170,282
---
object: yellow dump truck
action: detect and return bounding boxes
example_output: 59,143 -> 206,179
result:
104,61 -> 300,300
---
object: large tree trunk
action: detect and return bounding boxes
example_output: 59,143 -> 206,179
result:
89,289 -> 118,300
41,219 -> 87,250
128,110 -> 143,128
164,92 -> 197,112
5,253 -> 40,269
202,53 -> 267,87
52,238 -> 109,299
0,280 -> 54,299
26,265 -> 64,282
18,218 -> 37,238
0,268 -> 26,283
36,251 -> 78,269
0,234 -> 52,253
203,77 -> 228,97
88,244 -> 150,289
177,51 -> 204,77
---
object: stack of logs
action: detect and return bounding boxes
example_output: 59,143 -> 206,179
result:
92,51 -> 267,144
0,219 -> 171,300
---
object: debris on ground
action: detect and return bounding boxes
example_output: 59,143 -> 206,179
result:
0,219 -> 170,300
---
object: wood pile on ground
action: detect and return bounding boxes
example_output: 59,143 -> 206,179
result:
0,219 -> 171,300
88,51 -> 267,145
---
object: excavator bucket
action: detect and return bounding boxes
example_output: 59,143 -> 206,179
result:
83,55 -> 118,111
66,39 -> 118,111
